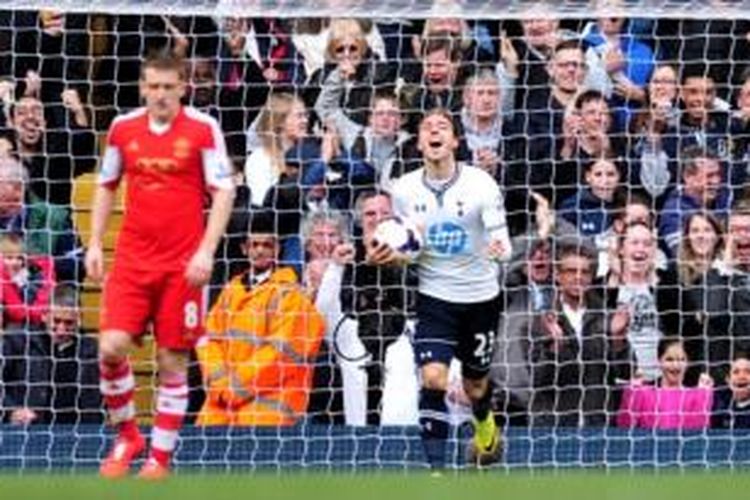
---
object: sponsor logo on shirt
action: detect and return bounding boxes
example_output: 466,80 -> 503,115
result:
426,221 -> 468,255
136,157 -> 179,173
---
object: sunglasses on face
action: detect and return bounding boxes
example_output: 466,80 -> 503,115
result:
334,44 -> 359,55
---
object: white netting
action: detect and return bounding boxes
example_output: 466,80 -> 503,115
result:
2,1 -> 750,474
2,0 -> 750,19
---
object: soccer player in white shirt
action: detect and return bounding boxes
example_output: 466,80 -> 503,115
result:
368,109 -> 511,470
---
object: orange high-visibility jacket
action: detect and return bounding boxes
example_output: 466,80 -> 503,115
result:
196,267 -> 325,426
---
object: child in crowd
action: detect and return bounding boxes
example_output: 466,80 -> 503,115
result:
712,353 -> 750,429
617,337 -> 713,430
558,158 -> 622,237
0,233 -> 56,328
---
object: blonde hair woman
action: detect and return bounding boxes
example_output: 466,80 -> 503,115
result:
291,18 -> 385,81
314,18 -> 397,132
244,93 -> 308,206
325,19 -> 369,77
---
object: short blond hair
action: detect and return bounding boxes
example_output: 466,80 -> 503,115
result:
325,19 -> 367,61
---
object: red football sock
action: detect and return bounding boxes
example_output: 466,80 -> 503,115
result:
99,358 -> 138,439
149,372 -> 189,467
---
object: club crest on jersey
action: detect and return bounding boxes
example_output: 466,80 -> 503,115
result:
126,140 -> 140,153
173,137 -> 192,159
426,221 -> 468,255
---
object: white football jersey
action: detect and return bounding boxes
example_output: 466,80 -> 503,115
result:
392,165 -> 511,303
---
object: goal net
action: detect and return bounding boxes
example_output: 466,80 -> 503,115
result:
2,0 -> 750,472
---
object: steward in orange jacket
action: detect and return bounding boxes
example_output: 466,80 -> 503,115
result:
196,215 -> 325,426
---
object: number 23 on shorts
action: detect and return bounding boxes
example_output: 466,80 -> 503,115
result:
473,330 -> 496,366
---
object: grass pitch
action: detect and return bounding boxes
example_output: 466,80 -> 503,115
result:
1,470 -> 748,500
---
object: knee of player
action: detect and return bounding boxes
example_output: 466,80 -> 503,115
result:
98,330 -> 133,363
420,363 -> 449,391
156,348 -> 189,376
462,378 -> 488,401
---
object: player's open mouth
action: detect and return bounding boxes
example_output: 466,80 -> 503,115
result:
428,140 -> 443,149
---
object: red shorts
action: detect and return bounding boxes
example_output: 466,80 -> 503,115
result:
100,265 -> 204,350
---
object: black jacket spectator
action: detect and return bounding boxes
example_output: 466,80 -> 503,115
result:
492,241 -> 554,426
2,327 -> 103,424
0,11 -> 89,103
90,15 -> 169,121
19,106 -> 97,206
668,111 -> 733,178
340,239 -> 415,426
693,269 -> 750,381
399,35 -> 466,133
530,291 -> 633,427
341,239 -> 415,364
507,35 -> 556,110
505,87 -> 566,220
711,386 -> 750,429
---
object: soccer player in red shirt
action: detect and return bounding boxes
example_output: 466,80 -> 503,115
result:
85,51 -> 235,480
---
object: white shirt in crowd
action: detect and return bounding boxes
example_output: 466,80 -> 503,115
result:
617,284 -> 662,380
243,147 -> 279,206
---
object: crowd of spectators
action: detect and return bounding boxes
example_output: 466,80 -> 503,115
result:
3,9 -> 750,431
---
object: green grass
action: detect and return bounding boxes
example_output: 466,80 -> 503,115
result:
1,470 -> 749,500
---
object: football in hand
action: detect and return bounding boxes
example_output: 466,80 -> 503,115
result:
372,217 -> 423,261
